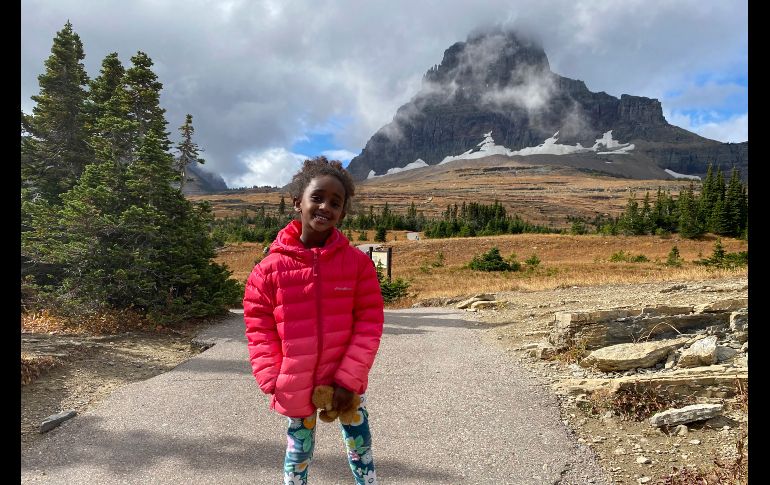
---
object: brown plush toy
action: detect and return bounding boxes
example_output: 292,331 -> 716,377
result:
312,385 -> 361,425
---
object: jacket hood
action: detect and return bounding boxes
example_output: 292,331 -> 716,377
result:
269,220 -> 350,259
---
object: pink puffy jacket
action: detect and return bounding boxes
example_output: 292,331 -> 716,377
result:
243,220 -> 384,418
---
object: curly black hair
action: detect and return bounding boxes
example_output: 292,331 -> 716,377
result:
287,156 -> 356,213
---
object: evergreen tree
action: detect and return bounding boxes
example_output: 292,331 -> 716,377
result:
618,193 -> 645,235
174,114 -> 205,191
640,192 -> 653,234
23,46 -> 241,325
724,168 -> 746,237
697,164 -> 716,227
85,52 -> 125,135
677,183 -> 703,238
708,197 -> 730,236
123,52 -> 170,151
21,21 -> 92,203
666,245 -> 683,267
278,196 -> 286,215
90,73 -> 137,166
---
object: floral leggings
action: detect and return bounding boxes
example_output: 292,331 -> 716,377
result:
283,397 -> 377,485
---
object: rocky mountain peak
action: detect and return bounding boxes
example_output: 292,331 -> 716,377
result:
346,30 -> 747,182
422,30 -> 550,92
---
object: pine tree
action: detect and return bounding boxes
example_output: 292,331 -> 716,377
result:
618,193 -> 644,235
123,52 -> 170,150
85,52 -> 125,136
23,47 -> 241,324
174,114 -> 205,191
640,192 -> 653,234
724,168 -> 745,237
677,183 -> 703,238
709,197 -> 730,235
21,21 -> 92,203
697,164 -> 716,227
278,196 -> 286,215
90,76 -> 137,165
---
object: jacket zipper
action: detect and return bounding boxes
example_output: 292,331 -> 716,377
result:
312,250 -> 323,387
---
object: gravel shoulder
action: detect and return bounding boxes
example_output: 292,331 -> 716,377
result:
468,275 -> 749,484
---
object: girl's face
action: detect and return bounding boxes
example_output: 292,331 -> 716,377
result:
294,175 -> 346,247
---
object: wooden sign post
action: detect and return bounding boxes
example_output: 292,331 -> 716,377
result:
368,246 -> 392,282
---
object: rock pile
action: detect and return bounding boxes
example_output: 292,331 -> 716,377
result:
530,297 -> 748,427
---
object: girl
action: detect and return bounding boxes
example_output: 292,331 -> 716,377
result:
243,157 -> 384,485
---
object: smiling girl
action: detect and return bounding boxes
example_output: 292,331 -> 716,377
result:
243,157 -> 384,485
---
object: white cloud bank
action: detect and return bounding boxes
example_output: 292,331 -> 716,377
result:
225,148 -> 307,188
665,111 -> 748,143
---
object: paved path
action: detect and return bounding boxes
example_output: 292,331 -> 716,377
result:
21,308 -> 610,484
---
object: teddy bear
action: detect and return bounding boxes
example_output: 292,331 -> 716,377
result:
312,385 -> 361,425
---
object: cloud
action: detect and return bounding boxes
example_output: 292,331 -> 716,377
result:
224,148 -> 307,189
664,111 -> 748,144
21,0 -> 747,186
480,66 -> 556,113
321,150 -> 358,163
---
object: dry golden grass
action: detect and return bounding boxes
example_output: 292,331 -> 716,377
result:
21,308 -> 152,335
189,163 -> 703,229
215,242 -> 268,283
21,354 -> 61,385
214,233 -> 747,300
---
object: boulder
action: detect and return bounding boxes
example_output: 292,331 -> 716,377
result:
580,338 -> 689,371
456,294 -> 495,309
678,336 -> 718,368
649,403 -> 723,427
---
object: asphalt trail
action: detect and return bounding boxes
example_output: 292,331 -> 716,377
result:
21,308 -> 610,484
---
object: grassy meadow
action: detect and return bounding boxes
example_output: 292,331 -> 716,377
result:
216,231 -> 748,305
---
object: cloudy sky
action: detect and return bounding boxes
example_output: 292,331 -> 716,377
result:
21,0 -> 748,188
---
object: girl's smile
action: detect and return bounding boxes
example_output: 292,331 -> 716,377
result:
294,175 -> 346,247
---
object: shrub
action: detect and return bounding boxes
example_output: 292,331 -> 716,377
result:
570,220 -> 588,235
468,247 -> 517,272
525,254 -> 541,268
666,245 -> 683,267
609,250 -> 629,262
375,262 -> 410,303
694,240 -> 748,269
580,383 -> 696,422
610,250 -> 649,263
553,338 -> 588,365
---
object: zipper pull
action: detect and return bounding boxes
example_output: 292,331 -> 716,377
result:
313,251 -> 318,276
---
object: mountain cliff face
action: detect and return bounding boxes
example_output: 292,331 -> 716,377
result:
346,30 -> 748,182
181,163 -> 229,195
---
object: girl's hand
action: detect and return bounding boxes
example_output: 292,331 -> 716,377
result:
332,384 -> 355,412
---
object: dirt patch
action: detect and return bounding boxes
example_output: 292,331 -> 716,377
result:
20,319 -> 218,453
469,275 -> 748,484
